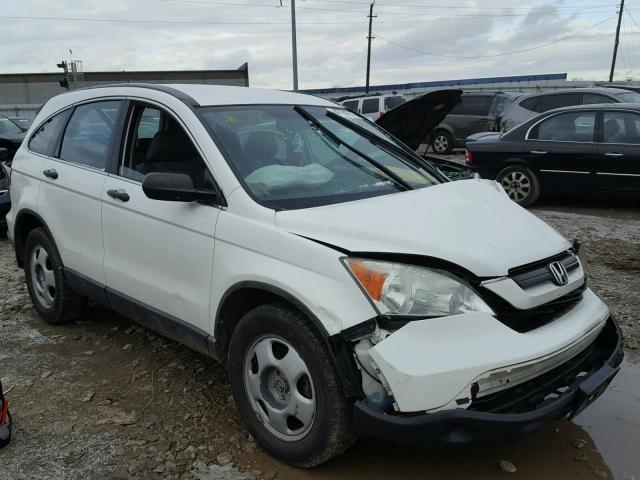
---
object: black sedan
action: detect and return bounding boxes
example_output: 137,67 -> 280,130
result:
465,103 -> 640,205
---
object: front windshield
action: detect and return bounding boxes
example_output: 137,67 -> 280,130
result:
0,117 -> 23,135
199,105 -> 439,209
614,91 -> 640,103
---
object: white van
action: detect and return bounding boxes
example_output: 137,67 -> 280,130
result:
340,93 -> 406,120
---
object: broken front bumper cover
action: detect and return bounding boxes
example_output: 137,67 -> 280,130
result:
353,316 -> 623,447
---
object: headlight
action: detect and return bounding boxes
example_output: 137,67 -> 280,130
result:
343,258 -> 494,317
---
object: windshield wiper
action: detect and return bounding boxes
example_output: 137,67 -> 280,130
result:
294,106 -> 411,191
325,110 -> 443,179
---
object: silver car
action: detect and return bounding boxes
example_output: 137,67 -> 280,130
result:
500,87 -> 640,131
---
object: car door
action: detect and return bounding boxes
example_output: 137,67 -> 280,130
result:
36,100 -> 124,284
451,95 -> 494,144
523,110 -> 598,192
594,110 -> 640,193
101,101 -> 221,339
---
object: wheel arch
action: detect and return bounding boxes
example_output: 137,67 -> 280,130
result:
13,208 -> 57,268
212,281 -> 363,398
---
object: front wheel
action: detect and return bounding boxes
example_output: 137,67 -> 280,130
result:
496,165 -> 541,206
228,303 -> 356,467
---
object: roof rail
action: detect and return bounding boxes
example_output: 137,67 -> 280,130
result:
77,83 -> 200,107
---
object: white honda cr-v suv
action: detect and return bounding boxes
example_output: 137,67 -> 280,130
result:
6,84 -> 623,467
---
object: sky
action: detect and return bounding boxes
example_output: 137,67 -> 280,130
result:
2,0 -> 640,90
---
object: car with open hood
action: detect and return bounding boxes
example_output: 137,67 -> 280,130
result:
6,84 -> 623,467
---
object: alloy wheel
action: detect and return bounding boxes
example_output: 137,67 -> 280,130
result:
243,335 -> 315,442
30,245 -> 56,308
433,134 -> 449,153
500,171 -> 531,202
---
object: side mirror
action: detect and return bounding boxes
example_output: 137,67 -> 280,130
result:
0,148 -> 9,163
142,172 -> 219,203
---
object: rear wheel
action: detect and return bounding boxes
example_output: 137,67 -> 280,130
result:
24,228 -> 86,324
228,303 -> 356,467
431,130 -> 453,154
496,165 -> 541,206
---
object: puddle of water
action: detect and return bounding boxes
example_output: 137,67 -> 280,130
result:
573,354 -> 640,479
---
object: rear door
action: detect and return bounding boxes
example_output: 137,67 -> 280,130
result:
448,95 -> 494,144
594,110 -> 640,193
37,100 -> 124,284
523,110 -> 598,192
101,101 -> 221,339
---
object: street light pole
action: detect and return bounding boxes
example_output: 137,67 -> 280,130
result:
291,0 -> 299,91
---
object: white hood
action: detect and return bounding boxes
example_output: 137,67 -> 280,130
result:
275,180 -> 571,277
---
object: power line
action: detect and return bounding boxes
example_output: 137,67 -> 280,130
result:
304,0 -> 626,10
0,14 -> 368,25
161,0 -> 620,18
375,15 -> 615,59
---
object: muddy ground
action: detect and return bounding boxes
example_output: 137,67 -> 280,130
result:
1,201 -> 639,480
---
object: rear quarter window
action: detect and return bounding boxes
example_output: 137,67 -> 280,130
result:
384,96 -> 405,111
519,96 -> 540,112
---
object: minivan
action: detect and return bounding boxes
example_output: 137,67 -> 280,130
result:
340,93 -> 406,120
6,84 -> 623,467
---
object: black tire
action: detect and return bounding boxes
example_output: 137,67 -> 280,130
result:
431,130 -> 453,154
496,164 -> 541,206
228,302 -> 356,467
24,228 -> 86,324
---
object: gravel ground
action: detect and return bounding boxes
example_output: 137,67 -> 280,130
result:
0,203 -> 638,479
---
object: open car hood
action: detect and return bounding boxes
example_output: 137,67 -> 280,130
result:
375,89 -> 462,150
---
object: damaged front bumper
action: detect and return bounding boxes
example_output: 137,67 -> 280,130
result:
353,315 -> 623,447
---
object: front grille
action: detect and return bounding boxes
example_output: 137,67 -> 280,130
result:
509,251 -> 579,289
480,282 -> 586,333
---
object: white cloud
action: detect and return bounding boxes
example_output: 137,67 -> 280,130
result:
0,0 -> 629,89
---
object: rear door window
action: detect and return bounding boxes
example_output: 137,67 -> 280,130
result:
342,100 -> 359,112
531,111 -> 596,142
28,109 -> 72,157
602,111 -> 640,144
60,101 -> 123,170
538,93 -> 581,112
361,98 -> 380,114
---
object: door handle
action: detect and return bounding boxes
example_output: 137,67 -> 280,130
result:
604,152 -> 624,157
107,189 -> 130,202
42,169 -> 58,179
530,150 -> 547,155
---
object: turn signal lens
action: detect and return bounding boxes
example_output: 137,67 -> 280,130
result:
345,259 -> 388,301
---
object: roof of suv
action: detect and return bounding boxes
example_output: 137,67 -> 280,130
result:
64,83 -> 335,108
518,87 -> 631,99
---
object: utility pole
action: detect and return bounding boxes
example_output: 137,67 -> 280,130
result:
291,0 -> 299,91
610,0 -> 625,82
365,1 -> 376,94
